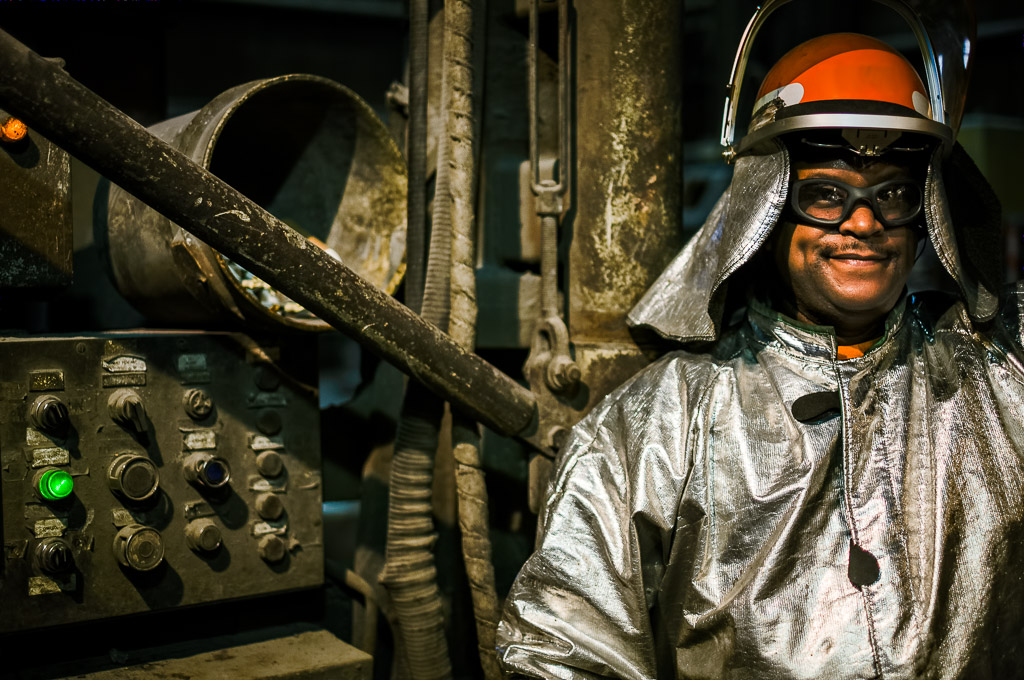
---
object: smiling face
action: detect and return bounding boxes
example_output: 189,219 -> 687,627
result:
771,157 -> 921,344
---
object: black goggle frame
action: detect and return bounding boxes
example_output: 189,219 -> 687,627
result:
789,177 -> 924,229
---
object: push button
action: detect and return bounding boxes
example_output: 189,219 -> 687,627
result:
183,453 -> 231,489
258,534 -> 286,563
255,492 -> 284,520
113,524 -> 164,572
108,454 -> 159,502
185,519 -> 222,553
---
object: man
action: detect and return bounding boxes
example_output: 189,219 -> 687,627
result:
496,31 -> 1020,679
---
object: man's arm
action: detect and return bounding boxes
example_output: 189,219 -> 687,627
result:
496,357 -> 694,679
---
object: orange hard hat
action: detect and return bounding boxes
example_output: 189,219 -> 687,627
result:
741,33 -> 951,157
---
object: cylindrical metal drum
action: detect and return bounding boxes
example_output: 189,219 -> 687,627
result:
101,74 -> 407,331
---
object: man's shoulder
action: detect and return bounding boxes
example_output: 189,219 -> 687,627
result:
906,284 -> 1024,346
585,337 -> 744,429
619,341 -> 739,396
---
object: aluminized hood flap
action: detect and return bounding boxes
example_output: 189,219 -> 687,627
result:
627,140 -> 789,343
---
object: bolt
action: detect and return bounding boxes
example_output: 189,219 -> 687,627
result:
548,426 -> 570,451
545,355 -> 581,392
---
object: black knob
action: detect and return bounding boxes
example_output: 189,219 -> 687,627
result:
113,524 -> 164,571
185,519 -> 222,552
108,454 -> 159,502
35,538 -> 74,574
29,395 -> 69,436
108,389 -> 147,433
182,453 -> 231,489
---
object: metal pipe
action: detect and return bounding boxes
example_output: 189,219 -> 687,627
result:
0,28 -> 537,440
443,1 -> 503,676
569,0 -> 684,345
405,0 -> 429,314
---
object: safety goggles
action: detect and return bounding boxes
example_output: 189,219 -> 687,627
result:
789,178 -> 923,228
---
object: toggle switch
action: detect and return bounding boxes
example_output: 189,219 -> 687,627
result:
35,538 -> 74,574
108,389 -> 147,433
29,394 -> 70,436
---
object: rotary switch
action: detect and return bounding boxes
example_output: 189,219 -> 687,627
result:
113,524 -> 164,572
29,394 -> 70,436
35,538 -> 74,574
185,519 -> 223,553
182,453 -> 231,489
107,453 -> 160,502
108,389 -> 147,433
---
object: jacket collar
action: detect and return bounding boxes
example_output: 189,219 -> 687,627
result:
745,295 -> 909,363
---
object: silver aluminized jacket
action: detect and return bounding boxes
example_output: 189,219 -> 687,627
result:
497,290 -> 1024,679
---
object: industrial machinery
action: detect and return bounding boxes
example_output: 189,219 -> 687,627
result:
0,1 -> 1019,679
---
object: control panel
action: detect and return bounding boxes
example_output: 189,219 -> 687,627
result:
0,332 -> 322,632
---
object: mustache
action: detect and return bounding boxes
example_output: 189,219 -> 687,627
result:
820,242 -> 897,259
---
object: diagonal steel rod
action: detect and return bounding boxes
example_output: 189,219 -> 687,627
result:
0,28 -> 538,440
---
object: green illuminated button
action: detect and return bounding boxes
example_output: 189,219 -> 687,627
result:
38,469 -> 73,500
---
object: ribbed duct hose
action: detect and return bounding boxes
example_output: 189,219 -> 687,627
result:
381,389 -> 452,680
379,0 -> 453,678
444,1 -> 502,678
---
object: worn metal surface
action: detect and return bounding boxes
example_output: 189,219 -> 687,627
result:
0,107 -> 72,292
568,0 -> 684,345
104,74 -> 408,331
0,29 -> 537,440
0,332 -> 322,632
65,629 -> 371,679
522,0 -> 686,482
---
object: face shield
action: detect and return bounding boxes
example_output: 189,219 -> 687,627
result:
720,0 -> 977,162
629,0 -> 1000,343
